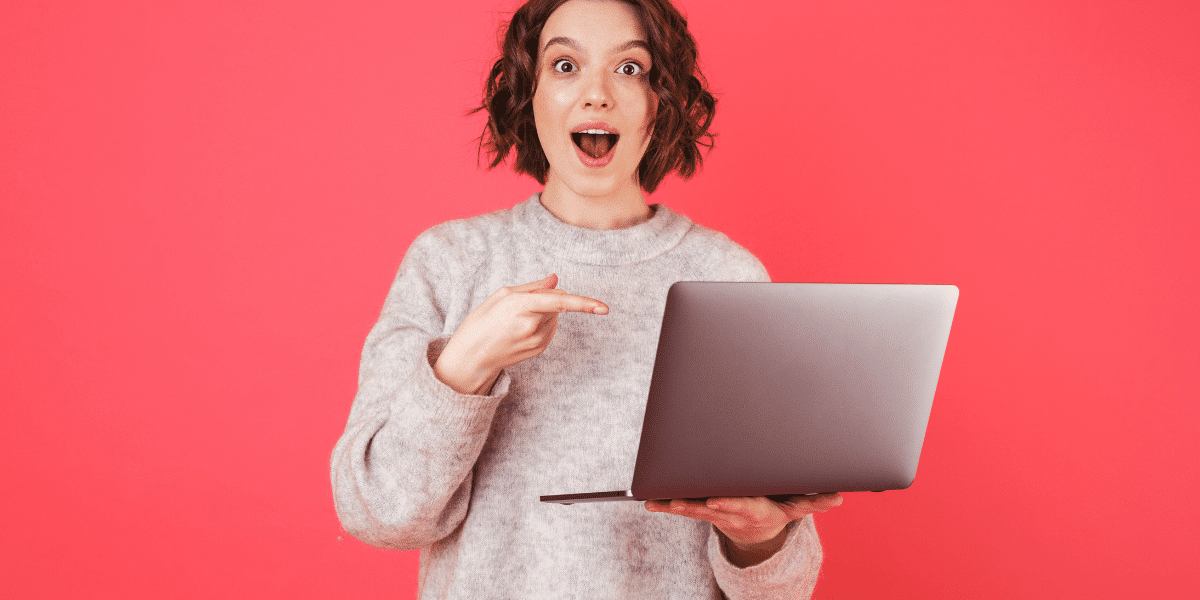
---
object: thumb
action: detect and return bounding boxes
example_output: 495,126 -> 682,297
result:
509,273 -> 558,293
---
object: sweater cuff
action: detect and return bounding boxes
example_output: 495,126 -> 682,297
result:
708,515 -> 823,598
407,335 -> 510,436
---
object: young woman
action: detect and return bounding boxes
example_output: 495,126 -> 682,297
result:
331,0 -> 841,597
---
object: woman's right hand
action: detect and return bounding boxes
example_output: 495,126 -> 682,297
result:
433,274 -> 608,395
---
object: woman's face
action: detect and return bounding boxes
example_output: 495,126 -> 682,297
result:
533,0 -> 657,199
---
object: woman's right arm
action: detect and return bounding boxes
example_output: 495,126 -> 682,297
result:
329,229 -> 503,550
329,230 -> 606,550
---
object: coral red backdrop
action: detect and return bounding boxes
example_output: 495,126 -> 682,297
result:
2,0 -> 1196,597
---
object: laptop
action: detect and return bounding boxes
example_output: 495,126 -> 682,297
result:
540,282 -> 959,504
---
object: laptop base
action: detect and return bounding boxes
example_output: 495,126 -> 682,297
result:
540,490 -> 638,505
540,491 -> 824,505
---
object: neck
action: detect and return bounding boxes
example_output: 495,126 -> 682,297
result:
540,174 -> 653,230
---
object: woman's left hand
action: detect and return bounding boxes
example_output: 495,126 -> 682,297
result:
645,494 -> 842,565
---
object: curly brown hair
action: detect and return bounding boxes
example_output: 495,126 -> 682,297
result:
471,0 -> 717,194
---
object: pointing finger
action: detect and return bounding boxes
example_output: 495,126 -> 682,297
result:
524,291 -> 609,315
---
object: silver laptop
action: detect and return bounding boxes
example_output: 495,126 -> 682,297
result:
540,282 -> 959,504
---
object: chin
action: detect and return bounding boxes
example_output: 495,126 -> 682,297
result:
566,174 -> 627,199
547,162 -> 636,199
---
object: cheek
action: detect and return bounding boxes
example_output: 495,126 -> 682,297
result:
534,86 -> 570,132
532,86 -> 547,128
532,88 -> 557,149
632,91 -> 656,143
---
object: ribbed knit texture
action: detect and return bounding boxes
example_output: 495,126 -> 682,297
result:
331,194 -> 824,599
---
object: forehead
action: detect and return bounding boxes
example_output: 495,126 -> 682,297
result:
539,0 -> 647,52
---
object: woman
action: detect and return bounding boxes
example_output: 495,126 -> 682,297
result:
331,0 -> 841,597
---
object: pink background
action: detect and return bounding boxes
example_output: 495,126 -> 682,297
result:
2,0 -> 1197,597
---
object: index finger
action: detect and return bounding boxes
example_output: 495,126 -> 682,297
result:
523,290 -> 609,315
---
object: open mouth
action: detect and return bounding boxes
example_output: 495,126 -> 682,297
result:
571,131 -> 619,159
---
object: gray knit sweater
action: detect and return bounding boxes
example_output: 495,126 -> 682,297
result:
331,194 -> 824,599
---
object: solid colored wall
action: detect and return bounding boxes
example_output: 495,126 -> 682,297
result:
1,0 -> 1196,597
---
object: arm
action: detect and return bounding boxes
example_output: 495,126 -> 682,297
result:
329,231 -> 507,550
330,232 -> 609,550
645,494 -> 840,588
708,510 -> 827,599
663,238 -> 836,597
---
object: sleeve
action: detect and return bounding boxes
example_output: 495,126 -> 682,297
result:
707,516 -> 825,599
329,228 -> 509,550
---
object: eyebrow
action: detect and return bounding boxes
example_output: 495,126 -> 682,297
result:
543,36 -> 650,55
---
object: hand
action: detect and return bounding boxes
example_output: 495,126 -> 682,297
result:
434,274 -> 608,395
645,494 -> 843,566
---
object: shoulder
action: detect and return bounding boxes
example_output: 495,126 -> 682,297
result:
674,219 -> 771,282
404,206 -> 516,273
385,205 -> 519,319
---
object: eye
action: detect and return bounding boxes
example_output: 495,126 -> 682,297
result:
617,62 -> 644,76
552,59 -> 576,74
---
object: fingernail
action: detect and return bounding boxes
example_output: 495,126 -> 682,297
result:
593,306 -> 608,314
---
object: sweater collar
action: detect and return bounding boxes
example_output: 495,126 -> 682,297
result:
513,192 -> 692,266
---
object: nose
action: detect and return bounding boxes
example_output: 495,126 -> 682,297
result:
581,68 -> 612,109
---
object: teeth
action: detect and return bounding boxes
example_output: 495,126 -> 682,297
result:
578,128 -> 614,134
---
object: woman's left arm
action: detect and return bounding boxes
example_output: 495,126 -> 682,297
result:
645,495 -> 841,566
646,495 -> 840,599
657,237 -> 840,597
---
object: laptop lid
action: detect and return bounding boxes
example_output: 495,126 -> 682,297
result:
628,282 -> 958,500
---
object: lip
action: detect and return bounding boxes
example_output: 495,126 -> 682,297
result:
570,121 -> 619,168
570,121 -> 619,134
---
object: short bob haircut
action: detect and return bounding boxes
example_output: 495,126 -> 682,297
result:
473,0 -> 717,194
